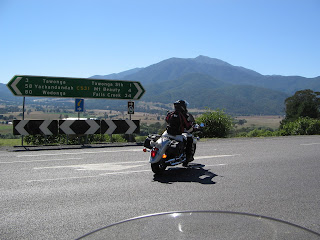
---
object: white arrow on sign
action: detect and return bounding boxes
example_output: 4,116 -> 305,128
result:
125,120 -> 137,134
60,120 -> 76,134
15,120 -> 29,135
12,77 -> 22,95
133,82 -> 143,100
85,120 -> 100,134
39,120 -> 53,135
104,120 -> 117,134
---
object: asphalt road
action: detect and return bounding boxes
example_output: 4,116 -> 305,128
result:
1,136 -> 320,239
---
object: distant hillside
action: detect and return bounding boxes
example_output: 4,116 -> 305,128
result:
260,75 -> 320,94
99,55 -> 264,86
0,83 -> 22,104
142,73 -> 287,115
144,73 -> 228,95
91,68 -> 143,80
94,55 -> 320,95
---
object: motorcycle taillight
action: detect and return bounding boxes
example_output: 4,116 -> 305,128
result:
151,148 -> 158,158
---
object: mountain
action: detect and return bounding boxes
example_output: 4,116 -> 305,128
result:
87,55 -> 320,114
98,55 -> 264,87
0,83 -> 22,104
142,73 -> 287,115
94,55 -> 320,95
259,75 -> 320,94
143,73 -> 228,95
91,68 -> 143,80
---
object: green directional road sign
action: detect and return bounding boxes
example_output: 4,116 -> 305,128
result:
7,75 -> 145,100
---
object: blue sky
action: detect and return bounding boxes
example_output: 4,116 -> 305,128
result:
0,0 -> 319,84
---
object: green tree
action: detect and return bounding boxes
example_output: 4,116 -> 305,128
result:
279,117 -> 320,135
284,89 -> 320,122
196,109 -> 233,138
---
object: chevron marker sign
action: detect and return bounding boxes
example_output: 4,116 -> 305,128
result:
59,120 -> 101,135
7,75 -> 145,100
101,120 -> 140,134
13,120 -> 140,135
13,120 -> 59,135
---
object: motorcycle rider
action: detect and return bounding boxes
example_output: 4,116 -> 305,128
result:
164,100 -> 195,165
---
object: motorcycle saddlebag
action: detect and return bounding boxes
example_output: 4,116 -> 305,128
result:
166,140 -> 183,156
143,134 -> 161,149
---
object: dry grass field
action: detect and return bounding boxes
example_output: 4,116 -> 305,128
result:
235,115 -> 284,130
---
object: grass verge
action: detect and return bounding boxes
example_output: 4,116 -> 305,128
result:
0,139 -> 22,146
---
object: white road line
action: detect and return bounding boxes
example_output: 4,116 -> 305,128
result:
205,164 -> 227,167
26,170 -> 151,183
26,175 -> 101,183
16,149 -> 142,158
24,154 -> 236,182
26,164 -> 228,183
5,154 -> 238,165
1,158 -> 82,164
195,154 -> 239,159
100,169 -> 150,176
33,161 -> 147,170
34,162 -> 146,171
30,155 -> 236,169
300,143 -> 320,146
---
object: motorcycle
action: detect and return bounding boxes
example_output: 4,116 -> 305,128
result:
143,124 -> 204,174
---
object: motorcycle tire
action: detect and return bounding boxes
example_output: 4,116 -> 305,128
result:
151,161 -> 166,174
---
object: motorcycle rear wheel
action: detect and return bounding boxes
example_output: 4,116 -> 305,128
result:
151,161 -> 166,174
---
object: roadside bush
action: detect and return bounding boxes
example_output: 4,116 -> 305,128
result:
25,135 -> 60,145
235,118 -> 320,137
140,122 -> 166,135
196,109 -> 233,138
279,117 -> 320,135
24,134 -> 127,145
245,129 -> 279,137
135,135 -> 147,143
0,133 -> 20,139
111,134 -> 126,142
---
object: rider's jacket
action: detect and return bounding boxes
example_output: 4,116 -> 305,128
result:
166,110 -> 193,135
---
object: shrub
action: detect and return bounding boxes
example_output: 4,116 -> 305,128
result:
245,129 -> 277,137
196,109 -> 233,138
24,134 -> 127,145
279,117 -> 320,135
111,134 -> 126,142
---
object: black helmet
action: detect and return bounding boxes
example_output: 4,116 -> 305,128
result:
174,100 -> 189,112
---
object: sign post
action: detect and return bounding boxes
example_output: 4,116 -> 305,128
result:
22,97 -> 25,146
127,101 -> 135,142
7,75 -> 145,100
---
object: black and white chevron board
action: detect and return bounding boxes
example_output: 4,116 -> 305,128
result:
100,120 -> 140,134
13,120 -> 140,135
59,120 -> 101,135
13,120 -> 59,135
